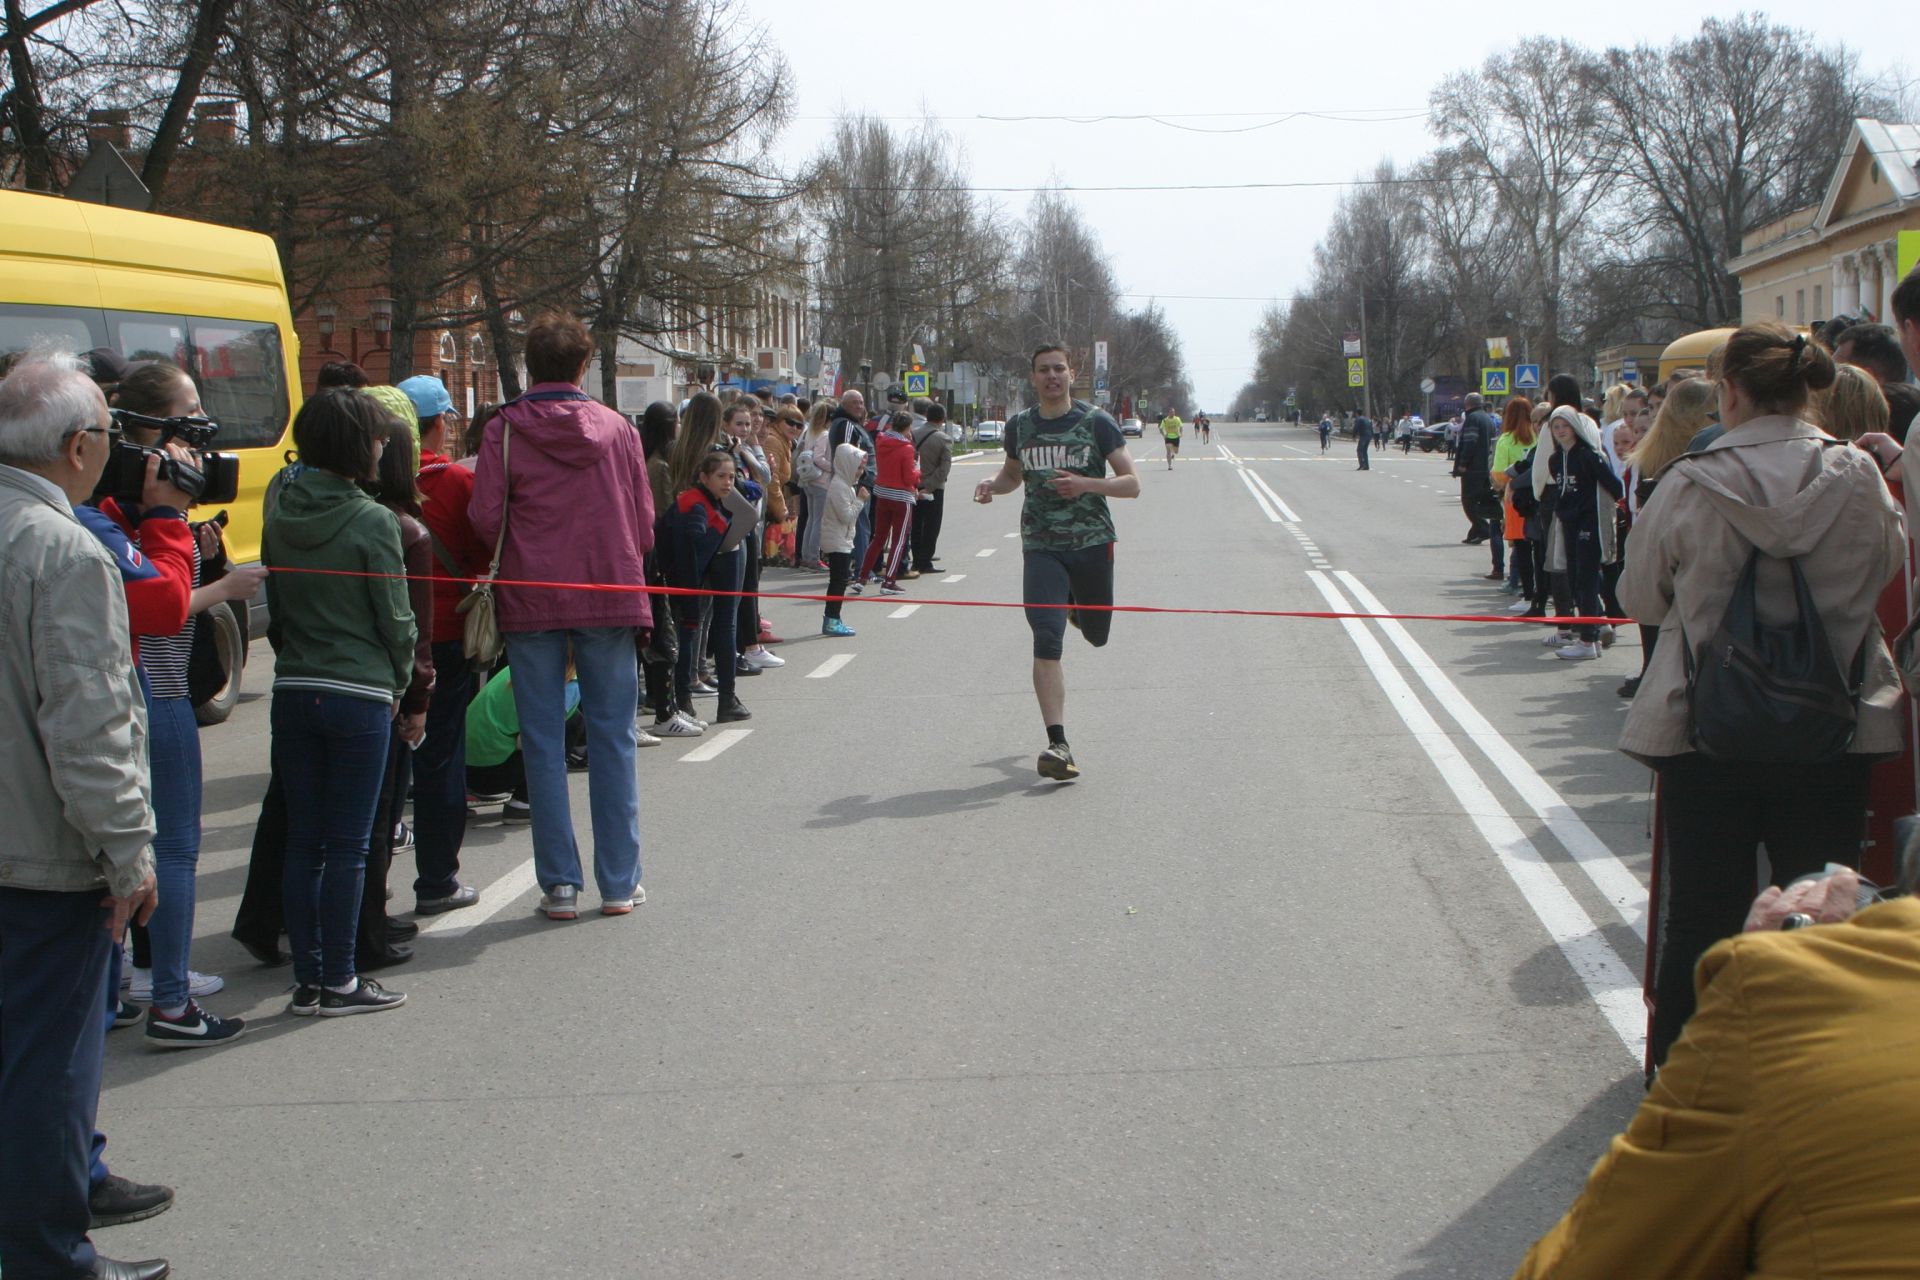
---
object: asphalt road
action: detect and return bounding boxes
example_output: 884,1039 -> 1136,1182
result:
95,421 -> 1654,1278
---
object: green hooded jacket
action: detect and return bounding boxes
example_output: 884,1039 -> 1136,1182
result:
263,468 -> 415,702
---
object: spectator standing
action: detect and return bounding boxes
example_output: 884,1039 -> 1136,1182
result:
1454,394 -> 1498,578
667,450 -> 751,722
1620,322 -> 1902,1071
1618,377 -> 1716,701
469,314 -> 655,921
856,409 -> 922,595
639,401 -> 699,738
829,390 -> 876,574
1817,362 -> 1892,441
0,354 -> 168,1280
797,400 -> 833,568
819,441 -> 865,637
1492,397 -> 1535,599
1542,401 -> 1621,662
1353,412 -> 1375,470
909,402 -> 953,576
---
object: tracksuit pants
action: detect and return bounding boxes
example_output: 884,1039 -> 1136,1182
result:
858,497 -> 913,587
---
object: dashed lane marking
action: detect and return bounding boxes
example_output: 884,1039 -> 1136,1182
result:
941,574 -> 967,584
419,859 -> 539,938
976,548 -> 996,557
679,729 -> 751,763
806,654 -> 856,679
889,604 -> 921,618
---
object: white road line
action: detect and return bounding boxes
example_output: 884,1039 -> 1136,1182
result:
889,604 -> 920,618
1003,531 -> 1018,539
806,654 -> 856,679
941,574 -> 967,583
1235,468 -> 1283,522
1243,468 -> 1302,522
679,729 -> 751,762
419,858 -> 540,937
976,548 -> 996,557
1332,571 -> 1650,938
1306,571 -> 1645,1061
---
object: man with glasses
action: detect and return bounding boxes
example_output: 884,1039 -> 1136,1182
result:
0,354 -> 170,1280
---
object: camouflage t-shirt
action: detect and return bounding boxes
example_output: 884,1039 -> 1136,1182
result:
1004,400 -> 1126,552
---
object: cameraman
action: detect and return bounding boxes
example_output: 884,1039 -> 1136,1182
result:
94,362 -> 264,1046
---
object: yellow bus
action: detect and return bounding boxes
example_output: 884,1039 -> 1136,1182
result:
0,188 -> 301,721
1656,328 -> 1736,384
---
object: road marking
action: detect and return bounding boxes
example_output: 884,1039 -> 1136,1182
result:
680,729 -> 751,762
1003,531 -> 1018,539
1243,468 -> 1302,521
419,858 -> 540,938
1235,468 -> 1283,522
941,574 -> 967,583
976,548 -> 996,557
1306,571 -> 1644,1061
806,654 -> 856,679
1333,571 -> 1649,938
889,604 -> 920,618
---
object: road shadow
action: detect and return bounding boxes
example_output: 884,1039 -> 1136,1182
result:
1394,1071 -> 1645,1279
805,755 -> 1071,829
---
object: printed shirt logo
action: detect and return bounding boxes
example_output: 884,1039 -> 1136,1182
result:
1013,403 -> 1116,552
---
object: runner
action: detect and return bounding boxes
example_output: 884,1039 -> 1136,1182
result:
1195,412 -> 1211,444
975,344 -> 1140,781
1158,408 -> 1183,469
1318,414 -> 1333,453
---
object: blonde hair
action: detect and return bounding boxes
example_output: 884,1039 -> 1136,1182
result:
1629,377 -> 1714,477
1601,383 -> 1633,424
805,400 -> 832,435
1814,363 -> 1889,442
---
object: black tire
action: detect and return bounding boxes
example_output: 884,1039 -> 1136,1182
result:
193,602 -> 246,726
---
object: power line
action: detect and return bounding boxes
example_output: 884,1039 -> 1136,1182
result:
794,108 -> 1430,124
838,175 -> 1481,194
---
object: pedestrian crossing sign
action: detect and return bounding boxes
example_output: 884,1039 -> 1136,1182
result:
1481,367 -> 1510,396
902,370 -> 930,397
1347,357 -> 1366,388
1514,363 -> 1540,390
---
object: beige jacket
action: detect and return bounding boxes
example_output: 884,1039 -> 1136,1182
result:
1617,416 -> 1905,764
0,466 -> 156,897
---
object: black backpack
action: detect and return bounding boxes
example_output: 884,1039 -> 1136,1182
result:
1684,546 -> 1864,763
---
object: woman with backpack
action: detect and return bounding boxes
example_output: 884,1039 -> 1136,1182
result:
1619,322 -> 1904,1072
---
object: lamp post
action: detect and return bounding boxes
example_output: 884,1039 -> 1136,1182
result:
368,297 -> 395,350
315,300 -> 337,353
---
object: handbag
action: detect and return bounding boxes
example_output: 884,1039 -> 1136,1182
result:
457,422 -> 509,665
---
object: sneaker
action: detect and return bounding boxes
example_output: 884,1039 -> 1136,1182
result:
539,884 -> 579,920
1037,741 -> 1080,781
901,569 -> 921,580
845,581 -> 863,595
467,789 -> 512,812
1598,624 -> 1617,648
735,656 -> 762,677
600,887 -> 647,915
742,646 -> 785,669
289,983 -> 322,1016
678,709 -> 711,730
1507,599 -> 1534,616
144,1000 -> 245,1049
1617,676 -> 1642,699
501,798 -> 531,822
654,713 -> 703,738
822,617 -> 856,637
112,999 -> 143,1029
89,1174 -> 174,1229
879,583 -> 907,596
1555,640 -> 1601,661
636,726 -> 662,747
415,883 -> 480,915
127,967 -> 224,1002
716,697 -> 752,723
1541,630 -> 1575,647
317,977 -> 406,1017
391,821 -> 415,851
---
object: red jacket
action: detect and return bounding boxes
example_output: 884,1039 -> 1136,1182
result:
97,498 -> 194,665
417,450 -> 491,643
873,430 -> 922,495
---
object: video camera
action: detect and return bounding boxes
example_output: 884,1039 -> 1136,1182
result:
95,409 -> 240,507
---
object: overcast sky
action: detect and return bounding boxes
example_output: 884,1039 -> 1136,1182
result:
755,2 -> 1914,411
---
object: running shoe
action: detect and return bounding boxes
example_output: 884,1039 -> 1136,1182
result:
653,714 -> 703,738
742,646 -> 785,669
144,1001 -> 245,1049
1541,630 -> 1575,647
879,583 -> 907,596
1507,600 -> 1534,616
317,978 -> 406,1017
538,885 -> 579,920
501,798 -> 531,823
1037,742 -> 1079,781
674,710 -> 710,732
822,618 -> 856,637
636,726 -> 661,747
600,887 -> 646,916
1555,641 -> 1600,661
1598,624 -> 1617,648
846,581 -> 863,595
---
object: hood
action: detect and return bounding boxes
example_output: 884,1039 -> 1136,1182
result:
1535,408 -> 1602,499
832,441 -> 866,486
1676,419 -> 1858,559
269,469 -> 377,549
498,385 -> 622,470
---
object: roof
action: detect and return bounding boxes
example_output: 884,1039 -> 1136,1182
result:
1814,118 -> 1920,233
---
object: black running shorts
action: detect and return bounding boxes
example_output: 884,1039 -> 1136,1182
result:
1024,543 -> 1115,660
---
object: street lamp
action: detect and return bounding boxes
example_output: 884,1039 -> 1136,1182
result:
368,297 -> 395,348
315,299 -> 337,341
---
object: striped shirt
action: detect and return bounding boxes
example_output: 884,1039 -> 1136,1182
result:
138,538 -> 201,701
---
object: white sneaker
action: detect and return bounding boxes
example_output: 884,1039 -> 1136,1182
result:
1555,640 -> 1600,661
676,710 -> 710,731
599,886 -> 647,915
742,646 -> 785,669
1598,624 -> 1617,648
654,713 -> 703,737
1542,630 -> 1575,647
636,727 -> 661,747
127,967 -> 225,1001
1507,600 -> 1534,616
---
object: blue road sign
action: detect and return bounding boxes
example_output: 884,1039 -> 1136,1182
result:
1514,363 -> 1540,390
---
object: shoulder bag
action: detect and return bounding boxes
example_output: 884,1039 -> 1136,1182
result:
456,423 -> 509,665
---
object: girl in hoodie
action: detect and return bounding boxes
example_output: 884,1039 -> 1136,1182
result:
263,389 -> 415,1016
1544,402 -> 1622,661
819,440 -> 867,637
856,410 -> 922,594
669,451 -> 750,722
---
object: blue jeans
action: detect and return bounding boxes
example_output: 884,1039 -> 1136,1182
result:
0,888 -> 113,1279
506,627 -> 642,900
849,499 -> 873,579
273,689 -> 393,987
142,691 -> 201,1009
411,641 -> 472,899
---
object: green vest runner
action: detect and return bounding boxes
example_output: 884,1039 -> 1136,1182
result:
1008,400 -> 1117,552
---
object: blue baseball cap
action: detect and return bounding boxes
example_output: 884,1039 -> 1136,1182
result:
396,375 -> 454,420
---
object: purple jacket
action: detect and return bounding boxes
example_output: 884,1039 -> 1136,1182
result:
468,384 -> 655,632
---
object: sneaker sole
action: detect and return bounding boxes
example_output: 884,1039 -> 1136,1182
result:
317,993 -> 408,1017
90,1200 -> 174,1229
414,896 -> 479,915
289,1003 -> 320,1018
144,1026 -> 246,1049
1036,754 -> 1080,781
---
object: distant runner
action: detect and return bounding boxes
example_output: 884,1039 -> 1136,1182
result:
1159,410 -> 1183,469
1317,414 -> 1333,453
1195,412 -> 1212,444
976,344 -> 1140,780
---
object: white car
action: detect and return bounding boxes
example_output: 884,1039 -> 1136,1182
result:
1120,417 -> 1144,437
973,420 -> 1004,444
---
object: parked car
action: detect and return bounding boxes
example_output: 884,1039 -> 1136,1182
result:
1120,417 -> 1143,437
973,420 -> 1004,444
1411,421 -> 1449,452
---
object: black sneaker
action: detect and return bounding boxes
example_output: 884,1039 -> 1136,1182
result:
112,998 -> 143,1029
415,883 -> 480,915
501,798 -> 532,823
89,1173 -> 174,1228
317,978 -> 407,1017
144,1001 -> 246,1049
716,697 -> 752,723
290,984 -> 322,1017
1037,742 -> 1079,781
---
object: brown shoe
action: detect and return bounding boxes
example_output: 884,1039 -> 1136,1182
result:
902,569 -> 921,579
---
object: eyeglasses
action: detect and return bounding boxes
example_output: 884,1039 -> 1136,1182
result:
68,424 -> 120,443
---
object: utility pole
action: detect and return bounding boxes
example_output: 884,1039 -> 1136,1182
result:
1357,294 -> 1373,420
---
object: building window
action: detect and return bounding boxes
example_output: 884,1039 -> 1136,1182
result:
1795,289 -> 1805,324
1814,285 -> 1823,319
1776,296 -> 1785,319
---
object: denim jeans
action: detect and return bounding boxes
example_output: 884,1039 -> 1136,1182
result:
506,627 -> 642,901
704,548 -> 743,704
273,689 -> 393,988
849,499 -> 873,577
142,691 -> 202,1009
411,641 -> 472,900
0,888 -> 113,1279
